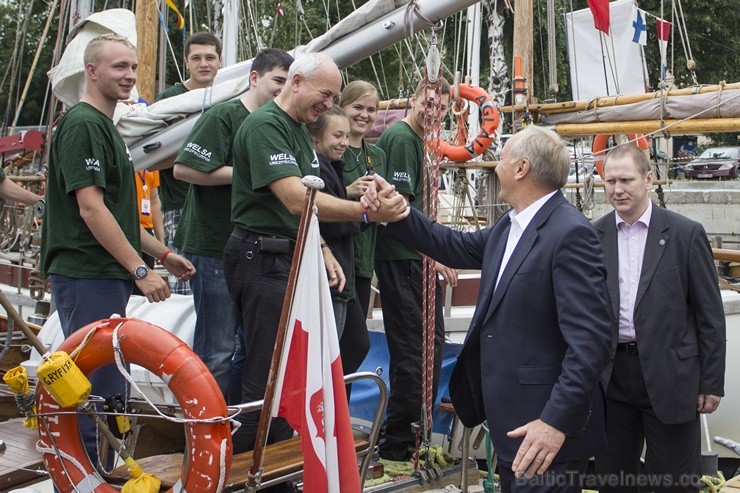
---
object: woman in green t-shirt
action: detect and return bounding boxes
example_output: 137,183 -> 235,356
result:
338,80 -> 387,392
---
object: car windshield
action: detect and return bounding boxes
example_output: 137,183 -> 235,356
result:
697,148 -> 740,159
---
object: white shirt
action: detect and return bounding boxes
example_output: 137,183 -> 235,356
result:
495,191 -> 558,290
615,204 -> 652,342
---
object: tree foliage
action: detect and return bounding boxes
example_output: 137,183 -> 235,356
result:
1,0 -> 737,139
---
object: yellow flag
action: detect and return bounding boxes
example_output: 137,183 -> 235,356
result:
166,0 -> 185,30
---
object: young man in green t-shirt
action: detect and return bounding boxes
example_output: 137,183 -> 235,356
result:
40,33 -> 195,466
153,32 -> 222,294
224,52 -> 409,455
374,79 -> 459,461
172,48 -> 293,402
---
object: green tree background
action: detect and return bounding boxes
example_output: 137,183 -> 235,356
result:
1,0 -> 737,145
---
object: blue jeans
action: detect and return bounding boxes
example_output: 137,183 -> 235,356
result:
186,252 -> 241,399
50,275 -> 132,468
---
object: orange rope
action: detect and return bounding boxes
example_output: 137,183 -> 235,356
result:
421,61 -> 444,458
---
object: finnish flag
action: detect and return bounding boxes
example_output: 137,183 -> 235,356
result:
632,9 -> 648,45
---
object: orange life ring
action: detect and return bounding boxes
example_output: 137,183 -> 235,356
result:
592,133 -> 649,177
437,84 -> 500,162
36,318 -> 232,493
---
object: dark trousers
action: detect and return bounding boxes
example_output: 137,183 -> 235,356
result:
340,276 -> 372,401
375,259 -> 445,461
498,459 -> 588,493
50,275 -> 132,468
223,234 -> 294,454
595,350 -> 701,493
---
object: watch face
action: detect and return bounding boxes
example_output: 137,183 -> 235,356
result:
134,265 -> 149,279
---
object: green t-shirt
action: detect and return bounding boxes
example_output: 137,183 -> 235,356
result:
174,99 -> 249,257
154,82 -> 188,102
343,143 -> 387,278
40,102 -> 139,279
231,100 -> 318,239
154,82 -> 191,212
374,121 -> 427,261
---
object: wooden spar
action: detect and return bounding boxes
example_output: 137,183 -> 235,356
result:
553,118 -> 740,137
135,0 -> 159,103
245,176 -> 322,493
501,82 -> 740,115
714,248 -> 740,264
513,0 -> 534,105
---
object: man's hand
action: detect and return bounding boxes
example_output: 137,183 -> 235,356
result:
507,419 -> 566,479
434,262 -> 459,287
162,252 -> 196,283
697,394 -> 721,413
323,247 -> 346,293
346,175 -> 375,199
135,270 -> 171,303
368,186 -> 409,223
361,175 -> 396,212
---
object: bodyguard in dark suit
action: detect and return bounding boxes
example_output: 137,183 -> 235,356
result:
382,126 -> 612,492
594,144 -> 726,493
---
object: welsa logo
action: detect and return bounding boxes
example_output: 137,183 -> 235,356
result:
269,153 -> 298,166
393,171 -> 411,183
85,158 -> 101,172
185,142 -> 212,160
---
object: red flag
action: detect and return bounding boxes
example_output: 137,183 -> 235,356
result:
655,18 -> 671,41
276,1 -> 284,18
587,0 -> 610,33
271,213 -> 361,493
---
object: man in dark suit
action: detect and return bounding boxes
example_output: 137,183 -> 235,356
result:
380,126 -> 612,492
594,144 -> 726,492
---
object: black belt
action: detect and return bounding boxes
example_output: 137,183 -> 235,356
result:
231,227 -> 294,254
230,226 -> 262,242
616,342 -> 638,355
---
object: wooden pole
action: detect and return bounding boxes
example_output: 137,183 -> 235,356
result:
501,82 -> 740,114
245,176 -> 324,492
135,0 -> 159,103
553,118 -> 740,137
714,248 -> 740,263
512,0 -> 534,104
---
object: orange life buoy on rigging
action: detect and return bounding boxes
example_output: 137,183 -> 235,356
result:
36,318 -> 232,493
592,133 -> 649,177
437,84 -> 500,163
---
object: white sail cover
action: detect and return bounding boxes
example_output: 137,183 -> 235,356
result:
565,0 -> 648,100
47,9 -> 139,108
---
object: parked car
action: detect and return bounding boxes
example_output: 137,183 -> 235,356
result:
682,147 -> 740,179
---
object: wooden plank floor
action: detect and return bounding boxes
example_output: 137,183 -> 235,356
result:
0,419 -> 47,491
106,434 -> 370,491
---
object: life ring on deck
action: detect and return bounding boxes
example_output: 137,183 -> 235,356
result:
35,318 -> 232,493
592,133 -> 649,177
437,84 -> 500,162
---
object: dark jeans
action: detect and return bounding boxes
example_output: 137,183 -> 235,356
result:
223,233 -> 294,454
50,275 -> 132,468
374,259 -> 445,461
595,350 -> 701,493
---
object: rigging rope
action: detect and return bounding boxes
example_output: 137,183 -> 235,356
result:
420,27 -> 443,471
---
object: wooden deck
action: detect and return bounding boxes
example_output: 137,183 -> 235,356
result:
0,419 -> 47,491
106,433 -> 370,491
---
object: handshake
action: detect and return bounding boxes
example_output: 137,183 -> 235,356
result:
357,175 -> 410,224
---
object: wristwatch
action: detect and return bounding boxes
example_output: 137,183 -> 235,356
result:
33,199 -> 46,219
133,264 -> 150,280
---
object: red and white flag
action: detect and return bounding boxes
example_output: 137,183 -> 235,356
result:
655,18 -> 672,77
270,212 -> 361,493
276,0 -> 284,18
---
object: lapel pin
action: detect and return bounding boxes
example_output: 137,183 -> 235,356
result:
659,239 -> 666,246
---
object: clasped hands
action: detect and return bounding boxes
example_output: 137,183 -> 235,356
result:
360,175 -> 409,223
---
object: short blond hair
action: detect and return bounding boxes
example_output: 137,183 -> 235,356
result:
84,34 -> 135,66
